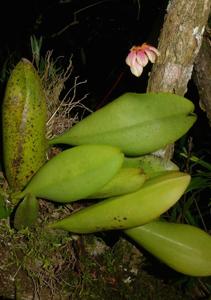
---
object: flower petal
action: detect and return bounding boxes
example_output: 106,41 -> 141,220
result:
130,62 -> 143,77
147,46 -> 160,57
125,51 -> 136,67
126,43 -> 159,76
144,49 -> 157,63
136,51 -> 149,67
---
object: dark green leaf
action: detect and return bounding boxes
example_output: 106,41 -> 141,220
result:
14,194 -> 39,230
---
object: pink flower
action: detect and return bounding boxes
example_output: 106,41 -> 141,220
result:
125,43 -> 160,77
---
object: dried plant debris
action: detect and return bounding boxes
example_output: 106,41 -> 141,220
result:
38,51 -> 91,139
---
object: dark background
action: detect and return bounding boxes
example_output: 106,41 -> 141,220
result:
0,0 -> 169,106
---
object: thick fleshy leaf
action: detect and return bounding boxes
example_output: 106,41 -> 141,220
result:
2,58 -> 47,191
49,93 -> 196,156
87,167 -> 147,199
15,145 -> 124,203
125,221 -> 211,276
14,194 -> 39,230
123,155 -> 179,178
48,171 -> 190,233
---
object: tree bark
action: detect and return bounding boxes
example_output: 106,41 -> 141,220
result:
147,0 -> 211,96
193,21 -> 211,125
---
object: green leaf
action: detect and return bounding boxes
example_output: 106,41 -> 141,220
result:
49,93 -> 196,156
125,220 -> 211,276
17,145 -> 124,203
14,194 -> 39,230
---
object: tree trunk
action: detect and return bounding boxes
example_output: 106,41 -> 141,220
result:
193,21 -> 211,125
147,0 -> 211,95
147,0 -> 210,159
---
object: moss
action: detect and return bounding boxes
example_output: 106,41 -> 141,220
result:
0,218 -> 210,299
